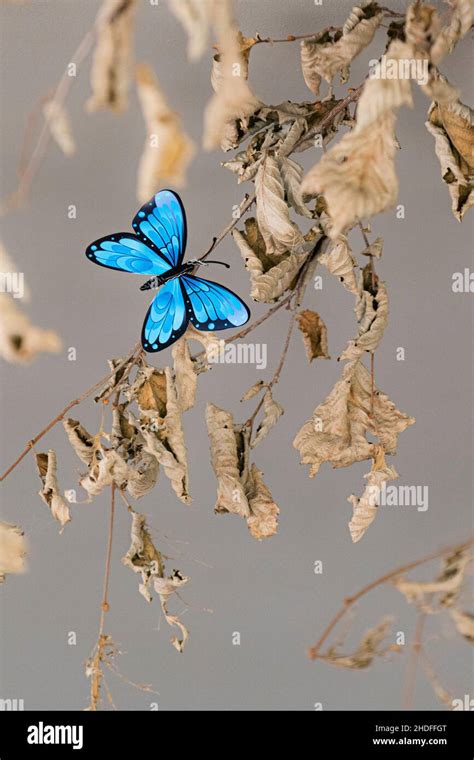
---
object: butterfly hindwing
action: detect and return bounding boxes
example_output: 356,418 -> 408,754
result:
86,233 -> 172,276
181,274 -> 250,331
132,189 -> 187,269
141,278 -> 189,352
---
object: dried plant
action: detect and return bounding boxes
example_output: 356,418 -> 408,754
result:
0,0 -> 472,709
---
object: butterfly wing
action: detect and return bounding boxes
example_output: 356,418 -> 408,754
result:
132,189 -> 187,269
141,278 -> 188,352
86,233 -> 172,276
181,274 -> 250,331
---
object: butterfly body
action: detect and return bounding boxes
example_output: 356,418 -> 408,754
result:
85,190 -> 250,352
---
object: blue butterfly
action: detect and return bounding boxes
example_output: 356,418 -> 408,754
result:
85,189 -> 250,352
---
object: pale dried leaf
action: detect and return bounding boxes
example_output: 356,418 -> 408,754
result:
294,359 -> 415,476
279,157 -> 312,218
300,5 -> 383,96
86,0 -> 138,113
0,522 -> 27,583
167,0 -> 213,60
43,101 -> 75,156
319,236 -> 359,294
340,280 -> 389,360
323,616 -> 397,669
136,367 -> 167,417
80,448 -> 131,499
245,464 -> 279,540
348,446 -> 398,543
206,403 -> 249,516
252,390 -> 284,448
450,608 -> 474,643
36,450 -> 71,529
0,294 -> 61,364
127,453 -> 159,500
393,550 -> 471,611
63,419 -> 96,465
256,155 -> 305,254
240,380 -> 265,401
172,337 -> 197,412
296,309 -> 330,362
136,63 -> 195,200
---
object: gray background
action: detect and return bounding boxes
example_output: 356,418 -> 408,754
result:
0,0 -> 472,711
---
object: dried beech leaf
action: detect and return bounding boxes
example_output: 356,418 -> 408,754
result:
348,446 -> 398,543
252,390 -> 284,448
450,608 -> 474,643
43,101 -> 75,156
203,12 -> 260,150
172,337 -> 197,412
319,236 -> 359,294
80,449 -> 131,499
245,464 -> 279,540
127,453 -> 159,500
0,522 -> 27,583
393,550 -> 471,611
256,155 -> 305,254
323,617 -> 397,669
294,359 -> 415,476
86,0 -> 138,113
279,157 -> 312,218
137,367 -> 167,417
362,236 -> 383,258
136,63 -> 195,201
426,100 -> 474,221
240,380 -> 265,401
300,5 -> 383,96
63,419 -> 96,465
36,450 -> 71,529
122,511 -> 189,651
296,309 -> 330,362
206,403 -> 249,517
167,0 -> 212,60
431,0 -> 474,63
0,293 -> 61,364
302,113 -> 399,239
340,280 -> 389,361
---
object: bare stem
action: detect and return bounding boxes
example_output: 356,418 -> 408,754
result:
89,482 -> 116,711
307,537 -> 474,661
403,610 -> 428,710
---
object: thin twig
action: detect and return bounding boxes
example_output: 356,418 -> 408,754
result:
89,482 -> 116,711
403,610 -> 428,710
307,537 -> 474,660
200,193 -> 256,262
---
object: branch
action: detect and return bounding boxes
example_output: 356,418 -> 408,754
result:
307,537 -> 474,661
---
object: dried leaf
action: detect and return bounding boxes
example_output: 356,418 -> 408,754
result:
393,550 -> 471,611
245,464 -> 279,540
136,367 -> 167,417
36,450 -> 71,529
252,390 -> 284,448
431,0 -> 474,63
319,236 -> 359,294
86,0 -> 138,113
296,309 -> 330,362
450,608 -> 474,643
172,337 -> 197,412
240,380 -> 265,401
167,0 -> 220,60
127,453 -> 159,500
135,63 -> 195,201
322,617 -> 397,669
203,13 -> 260,150
256,155 -> 305,254
426,100 -> 474,220
0,293 -> 61,364
0,522 -> 27,583
79,448 -> 131,499
294,359 -> 415,477
362,236 -> 383,258
340,279 -> 389,360
300,4 -> 383,96
206,403 -> 249,517
122,511 -> 189,651
63,419 -> 96,465
302,113 -> 399,239
43,101 -> 75,156
279,157 -> 312,218
348,446 -> 398,543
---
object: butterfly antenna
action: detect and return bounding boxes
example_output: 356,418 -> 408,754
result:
190,257 -> 230,269
204,259 -> 230,269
